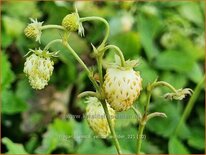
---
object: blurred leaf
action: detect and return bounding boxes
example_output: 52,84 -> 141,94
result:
2,16 -> 25,38
109,31 -> 141,59
42,2 -> 71,24
142,140 -> 163,154
197,107 -> 205,126
1,31 -> 13,48
135,59 -> 157,88
2,90 -> 28,114
178,2 -> 204,27
187,126 -> 205,150
137,12 -> 161,61
2,137 -> 28,154
154,50 -> 195,73
2,1 -> 41,19
41,30 -> 89,63
1,52 -> 15,90
187,62 -> 204,84
115,108 -> 137,128
161,72 -> 187,88
35,119 -> 74,154
51,63 -> 77,90
15,78 -> 34,100
25,135 -> 39,154
168,137 -> 190,154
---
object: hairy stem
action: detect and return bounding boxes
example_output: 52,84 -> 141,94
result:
44,39 -> 62,51
151,81 -> 177,93
137,121 -> 145,154
104,45 -> 126,67
41,25 -> 66,31
63,42 -> 99,91
101,100 -> 122,154
80,16 -> 110,48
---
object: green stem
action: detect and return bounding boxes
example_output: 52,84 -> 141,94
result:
80,16 -> 110,48
78,91 -> 99,99
136,121 -> 145,154
131,106 -> 142,121
41,25 -> 66,31
44,39 -> 62,51
174,75 -> 205,135
136,84 -> 152,154
63,42 -> 99,91
101,100 -> 122,154
104,45 -> 126,67
151,81 -> 177,93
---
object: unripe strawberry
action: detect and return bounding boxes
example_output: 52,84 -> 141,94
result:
103,67 -> 142,112
62,13 -> 79,32
24,18 -> 43,43
24,49 -> 57,90
85,97 -> 115,138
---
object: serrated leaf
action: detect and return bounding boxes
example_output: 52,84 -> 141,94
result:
35,119 -> 74,154
2,137 -> 28,154
169,137 -> 190,154
2,90 -> 28,114
154,50 -> 195,73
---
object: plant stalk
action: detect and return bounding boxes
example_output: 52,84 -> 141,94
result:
174,75 -> 205,135
136,121 -> 145,154
63,42 -> 100,91
41,25 -> 66,31
101,100 -> 122,154
80,16 -> 110,48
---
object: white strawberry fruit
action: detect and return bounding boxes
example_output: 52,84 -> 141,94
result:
85,97 -> 115,138
103,67 -> 142,112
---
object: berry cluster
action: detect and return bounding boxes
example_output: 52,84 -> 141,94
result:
24,8 -> 192,154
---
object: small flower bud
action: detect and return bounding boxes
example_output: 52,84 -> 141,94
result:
24,18 -> 43,43
62,13 -> 79,32
23,49 -> 55,90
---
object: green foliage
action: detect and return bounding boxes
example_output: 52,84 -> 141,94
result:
2,137 -> 28,154
35,119 -> 74,154
1,1 -> 205,154
169,137 -> 190,154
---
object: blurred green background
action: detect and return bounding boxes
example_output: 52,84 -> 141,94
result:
1,1 -> 205,154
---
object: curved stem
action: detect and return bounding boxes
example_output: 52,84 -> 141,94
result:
131,106 -> 142,121
101,100 -> 122,154
174,75 -> 205,135
78,91 -> 99,99
41,25 -> 66,31
80,16 -> 110,48
104,45 -> 126,67
44,39 -> 62,51
151,81 -> 177,93
63,42 -> 100,91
